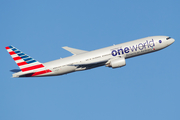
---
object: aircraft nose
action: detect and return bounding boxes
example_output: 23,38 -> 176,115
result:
170,38 -> 175,44
167,38 -> 175,46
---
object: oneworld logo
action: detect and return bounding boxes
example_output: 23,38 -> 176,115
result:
111,39 -> 155,56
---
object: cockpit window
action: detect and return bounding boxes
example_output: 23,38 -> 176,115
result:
166,37 -> 171,40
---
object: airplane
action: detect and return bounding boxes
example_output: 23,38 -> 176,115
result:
5,36 -> 175,78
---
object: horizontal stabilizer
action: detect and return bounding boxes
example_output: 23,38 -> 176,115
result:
62,46 -> 88,55
10,69 -> 21,73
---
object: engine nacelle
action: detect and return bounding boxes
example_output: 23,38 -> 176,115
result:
107,57 -> 126,68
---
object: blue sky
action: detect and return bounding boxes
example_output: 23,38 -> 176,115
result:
1,0 -> 180,120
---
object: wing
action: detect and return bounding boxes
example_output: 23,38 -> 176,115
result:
62,46 -> 88,55
71,57 -> 110,70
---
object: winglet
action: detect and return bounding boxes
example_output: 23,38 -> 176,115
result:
62,46 -> 88,55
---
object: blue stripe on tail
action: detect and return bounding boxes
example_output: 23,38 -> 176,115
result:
26,60 -> 37,64
8,45 -> 39,64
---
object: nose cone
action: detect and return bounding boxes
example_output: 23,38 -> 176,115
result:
168,38 -> 175,45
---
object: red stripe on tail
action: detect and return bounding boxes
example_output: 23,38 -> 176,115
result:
17,62 -> 28,66
21,64 -> 44,72
5,46 -> 10,50
13,56 -> 22,61
9,51 -> 16,55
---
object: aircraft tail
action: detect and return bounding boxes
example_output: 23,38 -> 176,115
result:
5,45 -> 46,73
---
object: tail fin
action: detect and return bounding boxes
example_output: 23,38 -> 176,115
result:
5,45 -> 45,72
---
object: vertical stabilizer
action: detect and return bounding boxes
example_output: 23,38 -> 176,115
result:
5,46 -> 52,76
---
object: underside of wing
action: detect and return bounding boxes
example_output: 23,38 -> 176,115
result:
62,46 -> 88,55
72,58 -> 109,68
73,60 -> 108,70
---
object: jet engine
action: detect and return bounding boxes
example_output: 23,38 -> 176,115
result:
106,57 -> 126,68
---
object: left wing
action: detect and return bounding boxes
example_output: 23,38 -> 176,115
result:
72,59 -> 109,70
62,46 -> 88,55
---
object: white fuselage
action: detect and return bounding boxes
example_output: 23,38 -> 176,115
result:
13,36 -> 175,77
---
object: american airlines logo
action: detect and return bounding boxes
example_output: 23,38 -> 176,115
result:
111,39 -> 155,56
